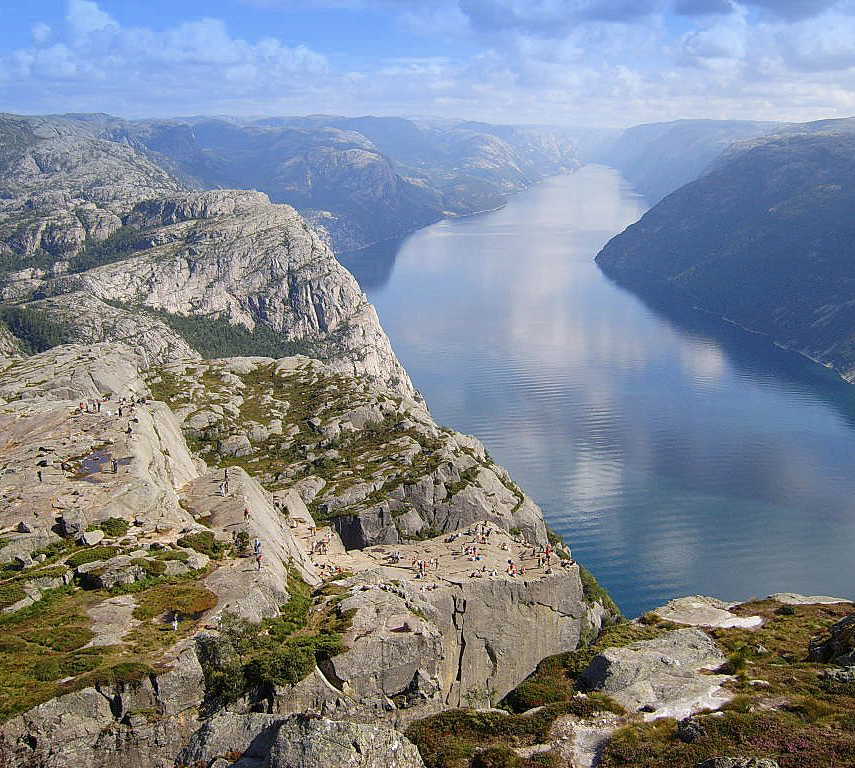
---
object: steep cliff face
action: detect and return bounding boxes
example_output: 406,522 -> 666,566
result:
1,185 -> 416,397
597,122 -> 855,383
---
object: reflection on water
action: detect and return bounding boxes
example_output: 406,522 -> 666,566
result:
340,166 -> 855,618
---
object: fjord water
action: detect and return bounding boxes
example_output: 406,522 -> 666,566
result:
340,165 -> 855,618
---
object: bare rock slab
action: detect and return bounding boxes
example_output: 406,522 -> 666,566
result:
653,596 -> 763,629
581,628 -> 732,720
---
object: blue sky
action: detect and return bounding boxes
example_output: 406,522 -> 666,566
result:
2,0 -> 855,127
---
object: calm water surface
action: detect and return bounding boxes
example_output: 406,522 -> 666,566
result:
340,166 -> 855,618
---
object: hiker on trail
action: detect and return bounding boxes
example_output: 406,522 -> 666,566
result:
36,469 -> 42,482
218,481 -> 226,497
126,424 -> 133,436
118,406 -> 123,417
172,613 -> 179,631
256,552 -> 263,571
111,458 -> 118,474
224,468 -> 229,481
96,401 -> 101,413
244,507 -> 250,521
253,538 -> 262,555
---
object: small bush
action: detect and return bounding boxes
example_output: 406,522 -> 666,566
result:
577,565 -> 622,620
94,518 -> 130,537
776,604 -> 797,616
504,678 -> 570,712
131,558 -> 167,577
471,745 -> 521,768
177,531 -> 228,559
153,550 -> 190,562
95,661 -> 155,686
66,547 -> 119,568
234,530 -> 251,556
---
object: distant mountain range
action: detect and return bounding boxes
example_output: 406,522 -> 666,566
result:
50,113 -> 579,253
597,117 -> 855,382
596,118 -> 783,205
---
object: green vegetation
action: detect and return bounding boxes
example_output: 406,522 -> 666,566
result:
177,530 -> 228,559
146,309 -> 313,360
406,697 -> 625,768
88,517 -> 130,538
0,306 -> 76,354
578,564 -> 622,619
0,569 -> 220,722
198,570 -> 351,711
66,546 -> 120,568
0,582 -> 27,611
132,583 -> 218,621
70,226 -> 149,273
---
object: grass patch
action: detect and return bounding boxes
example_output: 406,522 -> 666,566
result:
89,517 -> 130,538
177,531 -> 228,559
132,583 -> 218,621
66,546 -> 120,568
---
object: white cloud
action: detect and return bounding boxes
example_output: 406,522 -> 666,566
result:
67,0 -> 118,37
4,0 -> 855,125
31,23 -> 52,44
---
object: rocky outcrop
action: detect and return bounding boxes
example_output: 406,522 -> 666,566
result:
581,628 -> 732,720
266,716 -> 426,768
147,356 -> 547,548
651,596 -> 763,629
809,613 -> 855,665
5,189 -> 415,397
0,647 -> 205,768
178,712 -> 426,768
0,114 -> 184,264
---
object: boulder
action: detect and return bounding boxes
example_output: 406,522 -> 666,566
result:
179,712 -> 426,768
219,434 -> 253,458
581,628 -> 732,720
809,613 -> 855,665
59,510 -> 87,537
79,529 -> 105,547
177,712 -> 284,767
79,555 -> 148,590
266,715 -> 425,768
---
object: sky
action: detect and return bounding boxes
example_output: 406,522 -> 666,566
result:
2,0 -> 855,128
